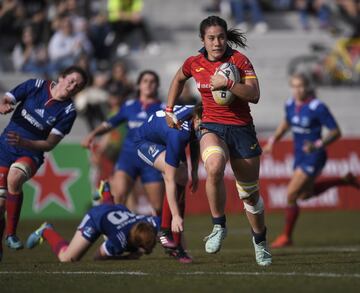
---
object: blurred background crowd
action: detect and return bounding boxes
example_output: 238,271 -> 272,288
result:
0,0 -> 359,140
0,0 -> 359,213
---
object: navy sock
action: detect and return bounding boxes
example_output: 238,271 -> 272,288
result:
252,227 -> 267,244
212,215 -> 226,228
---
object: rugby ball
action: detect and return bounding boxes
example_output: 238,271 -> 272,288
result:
212,63 -> 240,106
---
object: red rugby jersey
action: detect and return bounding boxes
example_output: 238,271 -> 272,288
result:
182,47 -> 257,125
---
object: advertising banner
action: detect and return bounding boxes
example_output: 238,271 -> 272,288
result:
20,139 -> 360,219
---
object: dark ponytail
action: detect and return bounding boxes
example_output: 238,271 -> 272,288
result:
199,15 -> 247,49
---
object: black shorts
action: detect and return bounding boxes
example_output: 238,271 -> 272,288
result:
200,122 -> 262,159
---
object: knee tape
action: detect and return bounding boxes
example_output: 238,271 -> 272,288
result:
201,146 -> 226,165
236,180 -> 259,199
10,162 -> 32,180
243,196 -> 264,215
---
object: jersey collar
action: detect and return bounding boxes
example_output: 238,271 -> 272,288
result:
198,46 -> 234,61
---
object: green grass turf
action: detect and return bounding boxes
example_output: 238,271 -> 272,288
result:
1,211 -> 360,293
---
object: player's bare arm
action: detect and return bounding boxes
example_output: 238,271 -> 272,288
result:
81,122 -> 113,148
163,163 -> 183,232
263,119 -> 290,154
165,68 -> 188,129
303,127 -> 341,153
230,78 -> 260,104
6,132 -> 63,152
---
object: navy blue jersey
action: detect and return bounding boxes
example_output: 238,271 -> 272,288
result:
0,79 -> 76,156
135,105 -> 195,167
285,98 -> 338,157
78,204 -> 160,256
106,99 -> 164,152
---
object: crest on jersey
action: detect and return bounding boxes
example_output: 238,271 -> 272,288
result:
148,144 -> 160,158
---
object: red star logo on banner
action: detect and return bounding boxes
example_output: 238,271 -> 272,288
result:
30,154 -> 79,213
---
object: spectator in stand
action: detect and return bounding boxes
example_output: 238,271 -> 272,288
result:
12,25 -> 52,77
336,0 -> 360,37
295,0 -> 331,30
230,0 -> 269,33
106,60 -> 134,99
0,0 -> 24,69
48,14 -> 93,74
107,0 -> 158,56
20,0 -> 49,43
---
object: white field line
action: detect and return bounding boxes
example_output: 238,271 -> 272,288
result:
190,246 -> 360,253
0,271 -> 360,279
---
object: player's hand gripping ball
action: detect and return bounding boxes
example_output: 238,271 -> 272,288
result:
211,63 -> 240,106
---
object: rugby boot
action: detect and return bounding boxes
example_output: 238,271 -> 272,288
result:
158,229 -> 177,249
5,235 -> 23,250
252,237 -> 272,266
168,245 -> 193,264
203,224 -> 227,254
271,234 -> 292,248
26,222 -> 53,249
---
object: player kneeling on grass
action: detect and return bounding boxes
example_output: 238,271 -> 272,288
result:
26,202 -> 159,261
134,104 -> 202,263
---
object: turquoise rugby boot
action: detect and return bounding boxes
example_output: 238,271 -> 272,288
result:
26,222 -> 53,249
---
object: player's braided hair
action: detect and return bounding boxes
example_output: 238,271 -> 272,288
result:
199,15 -> 247,49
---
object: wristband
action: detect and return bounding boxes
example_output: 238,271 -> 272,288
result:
226,78 -> 235,90
165,106 -> 173,113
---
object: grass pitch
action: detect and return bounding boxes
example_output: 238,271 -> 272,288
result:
1,211 -> 360,293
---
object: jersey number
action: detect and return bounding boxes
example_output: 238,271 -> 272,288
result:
107,211 -> 131,225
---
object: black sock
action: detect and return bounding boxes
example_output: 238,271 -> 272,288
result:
252,227 -> 267,244
212,215 -> 226,228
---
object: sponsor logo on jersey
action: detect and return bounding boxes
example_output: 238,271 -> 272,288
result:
195,67 -> 205,72
35,108 -> 45,118
250,143 -> 258,150
196,82 -> 211,89
21,109 -> 44,130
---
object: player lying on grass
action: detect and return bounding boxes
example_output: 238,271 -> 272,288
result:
26,200 -> 159,261
134,104 -> 202,263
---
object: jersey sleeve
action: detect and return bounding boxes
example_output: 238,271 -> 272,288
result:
51,104 -> 77,137
235,55 -> 257,81
165,131 -> 189,167
6,79 -> 38,103
102,240 -> 125,256
315,103 -> 338,130
182,56 -> 194,78
107,105 -> 127,128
